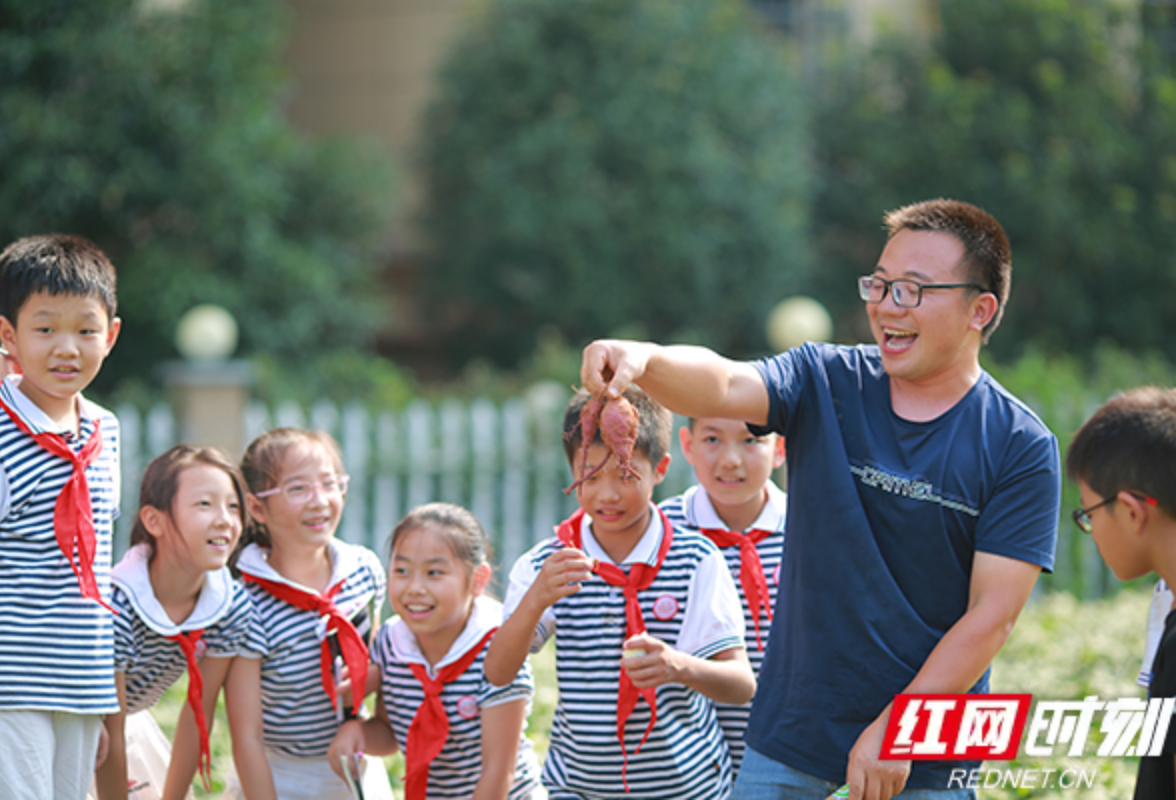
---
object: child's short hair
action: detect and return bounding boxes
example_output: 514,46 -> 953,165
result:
130,445 -> 248,561
238,427 -> 345,550
389,502 -> 493,578
1067,386 -> 1176,516
0,234 -> 118,322
562,387 -> 672,467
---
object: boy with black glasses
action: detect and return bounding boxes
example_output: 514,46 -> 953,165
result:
1067,386 -> 1176,800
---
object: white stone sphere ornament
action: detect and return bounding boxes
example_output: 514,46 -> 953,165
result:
175,304 -> 239,362
766,296 -> 833,352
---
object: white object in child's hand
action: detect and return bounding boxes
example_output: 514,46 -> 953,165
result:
622,648 -> 646,659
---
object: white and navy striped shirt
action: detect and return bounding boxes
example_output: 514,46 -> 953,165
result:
239,540 -> 385,758
660,482 -> 787,771
112,543 -> 256,713
0,376 -> 120,714
375,595 -> 541,799
503,506 -> 745,800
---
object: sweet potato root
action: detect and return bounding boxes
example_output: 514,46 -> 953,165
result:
599,396 -> 640,480
565,391 -> 640,494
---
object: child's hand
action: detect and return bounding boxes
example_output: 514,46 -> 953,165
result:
620,632 -> 681,689
525,547 -> 595,611
94,723 -> 109,767
327,720 -> 366,781
333,662 -> 381,707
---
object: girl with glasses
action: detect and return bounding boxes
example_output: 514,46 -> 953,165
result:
222,428 -> 394,799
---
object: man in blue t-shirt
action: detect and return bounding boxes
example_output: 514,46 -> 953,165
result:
580,199 -> 1060,800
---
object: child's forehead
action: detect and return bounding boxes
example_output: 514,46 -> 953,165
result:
17,290 -> 111,321
692,417 -> 760,435
177,462 -> 234,491
394,524 -> 457,558
575,440 -> 656,471
276,442 -> 341,478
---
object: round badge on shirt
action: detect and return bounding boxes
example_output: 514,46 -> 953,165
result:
653,595 -> 679,621
456,695 -> 480,720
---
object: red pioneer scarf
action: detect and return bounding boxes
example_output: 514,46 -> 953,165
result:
556,507 -> 673,791
0,398 -> 112,612
699,528 -> 774,650
404,627 -> 498,800
166,629 -> 212,790
240,573 -> 369,714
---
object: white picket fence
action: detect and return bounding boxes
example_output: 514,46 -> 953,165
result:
113,387 -> 697,579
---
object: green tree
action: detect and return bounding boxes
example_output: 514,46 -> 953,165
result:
419,0 -> 811,367
809,0 -> 1176,362
0,0 -> 396,398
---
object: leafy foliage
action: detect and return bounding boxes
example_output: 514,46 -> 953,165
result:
419,0 -> 811,367
0,0 -> 396,397
985,342 -> 1176,598
808,0 -> 1176,362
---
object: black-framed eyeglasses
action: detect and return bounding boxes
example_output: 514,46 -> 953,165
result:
858,275 -> 987,309
1072,491 -> 1159,534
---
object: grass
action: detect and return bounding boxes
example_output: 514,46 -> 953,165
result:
160,588 -> 1150,798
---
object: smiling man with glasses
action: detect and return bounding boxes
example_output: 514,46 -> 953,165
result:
579,198 -> 1060,800
1066,387 -> 1176,799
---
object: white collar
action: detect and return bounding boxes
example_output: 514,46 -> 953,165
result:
236,539 -> 366,593
0,375 -> 100,436
111,543 -> 235,635
390,595 -> 502,678
684,482 -> 787,533
581,504 -> 664,567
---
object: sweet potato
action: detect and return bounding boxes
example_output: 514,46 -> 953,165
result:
565,391 -> 640,494
600,395 -> 640,480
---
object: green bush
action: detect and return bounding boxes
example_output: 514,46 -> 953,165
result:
0,0 -> 397,395
808,0 -> 1176,365
986,343 -> 1176,597
419,0 -> 811,368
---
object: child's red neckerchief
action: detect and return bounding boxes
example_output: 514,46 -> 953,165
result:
239,573 -> 369,716
698,528 -> 774,650
0,398 -> 112,612
404,627 -> 498,800
555,507 -> 673,791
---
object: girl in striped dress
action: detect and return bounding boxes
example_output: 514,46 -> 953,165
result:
93,445 -> 274,799
227,428 -> 393,800
328,502 -> 542,800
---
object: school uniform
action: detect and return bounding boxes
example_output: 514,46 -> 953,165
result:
660,482 -> 787,771
235,539 -> 393,800
376,595 -> 542,799
503,504 -> 745,800
0,376 -> 120,798
98,543 -> 255,799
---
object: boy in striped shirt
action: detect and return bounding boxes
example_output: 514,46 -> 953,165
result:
0,234 -> 122,800
660,417 -> 786,773
486,388 -> 755,799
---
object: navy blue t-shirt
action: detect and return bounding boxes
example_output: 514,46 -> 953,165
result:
745,343 -> 1059,788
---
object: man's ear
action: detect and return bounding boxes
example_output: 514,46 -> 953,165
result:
968,293 -> 999,333
471,562 -> 492,597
